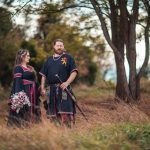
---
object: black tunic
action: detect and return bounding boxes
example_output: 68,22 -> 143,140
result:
40,53 -> 78,117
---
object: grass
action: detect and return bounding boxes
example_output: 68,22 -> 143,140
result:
0,85 -> 10,101
0,123 -> 149,150
0,80 -> 150,150
73,82 -> 115,101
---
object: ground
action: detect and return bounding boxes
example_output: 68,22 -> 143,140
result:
0,80 -> 150,150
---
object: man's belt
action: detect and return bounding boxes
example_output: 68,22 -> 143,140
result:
49,83 -> 60,87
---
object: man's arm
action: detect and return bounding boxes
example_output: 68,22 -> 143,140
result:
41,76 -> 46,95
60,71 -> 77,90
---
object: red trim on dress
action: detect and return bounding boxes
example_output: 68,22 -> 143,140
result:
14,73 -> 22,78
19,65 -> 32,72
23,79 -> 34,85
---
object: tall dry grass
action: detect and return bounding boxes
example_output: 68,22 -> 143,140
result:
0,120 -> 149,150
0,80 -> 150,149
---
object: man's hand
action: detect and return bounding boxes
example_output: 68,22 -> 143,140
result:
41,88 -> 46,96
60,81 -> 69,90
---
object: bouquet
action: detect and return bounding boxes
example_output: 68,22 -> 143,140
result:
9,91 -> 31,113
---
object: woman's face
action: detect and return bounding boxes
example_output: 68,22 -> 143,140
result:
22,52 -> 30,64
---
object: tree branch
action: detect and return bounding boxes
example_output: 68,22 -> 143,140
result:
132,0 -> 139,21
137,0 -> 150,78
90,0 -> 124,61
10,0 -> 32,19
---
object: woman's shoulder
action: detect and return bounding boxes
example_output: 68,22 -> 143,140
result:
15,65 -> 34,72
15,65 -> 23,70
14,65 -> 23,73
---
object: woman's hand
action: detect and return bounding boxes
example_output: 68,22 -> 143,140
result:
41,87 -> 46,96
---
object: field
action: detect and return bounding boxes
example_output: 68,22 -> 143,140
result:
0,79 -> 150,150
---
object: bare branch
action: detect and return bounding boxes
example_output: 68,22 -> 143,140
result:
138,0 -> 150,78
10,0 -> 32,19
137,22 -> 146,28
90,0 -> 123,60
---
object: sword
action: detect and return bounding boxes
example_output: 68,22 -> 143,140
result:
55,74 -> 88,122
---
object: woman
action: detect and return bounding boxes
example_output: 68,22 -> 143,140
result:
7,49 -> 41,127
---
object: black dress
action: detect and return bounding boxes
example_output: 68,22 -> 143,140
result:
7,65 -> 41,127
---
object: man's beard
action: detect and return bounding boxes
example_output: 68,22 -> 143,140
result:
54,48 -> 63,55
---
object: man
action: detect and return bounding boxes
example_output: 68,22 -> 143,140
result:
39,39 -> 78,127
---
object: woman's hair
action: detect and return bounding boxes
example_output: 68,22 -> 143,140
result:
13,49 -> 38,81
14,49 -> 29,66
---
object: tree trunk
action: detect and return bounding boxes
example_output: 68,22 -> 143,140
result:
115,54 -> 131,100
90,0 -> 131,101
126,21 -> 137,100
136,0 -> 150,99
109,0 -> 131,100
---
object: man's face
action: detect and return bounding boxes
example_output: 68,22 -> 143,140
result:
53,41 -> 64,55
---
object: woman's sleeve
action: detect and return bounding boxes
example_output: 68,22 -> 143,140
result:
68,56 -> 78,75
39,59 -> 48,78
11,66 -> 23,94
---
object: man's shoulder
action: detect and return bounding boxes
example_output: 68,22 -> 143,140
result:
45,56 -> 53,62
63,53 -> 73,59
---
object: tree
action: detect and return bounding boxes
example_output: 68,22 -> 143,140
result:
5,0 -> 149,98
56,0 -> 148,101
0,26 -> 24,86
28,3 -> 104,85
42,0 -> 149,101
136,0 -> 150,99
0,7 -> 13,36
0,5 -> 24,86
89,0 -> 150,101
0,1 -> 103,86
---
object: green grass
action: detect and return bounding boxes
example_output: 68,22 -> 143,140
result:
0,123 -> 149,150
70,123 -> 149,150
73,83 -> 115,101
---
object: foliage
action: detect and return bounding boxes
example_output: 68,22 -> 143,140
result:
142,64 -> 150,79
78,62 -> 98,85
0,26 -> 24,86
20,40 -> 49,81
30,2 -> 104,85
0,7 -> 13,36
122,124 -> 150,149
0,1 -> 108,86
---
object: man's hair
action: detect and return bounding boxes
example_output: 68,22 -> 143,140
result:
53,39 -> 63,45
